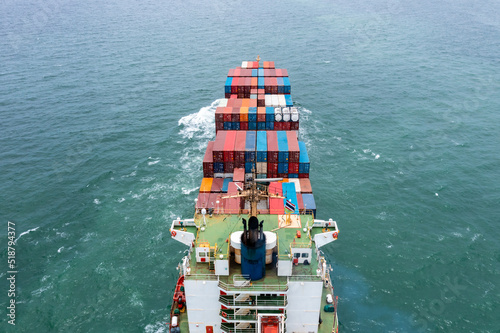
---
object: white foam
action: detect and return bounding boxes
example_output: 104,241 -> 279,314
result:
178,99 -> 221,140
117,197 -> 125,203
144,323 -> 167,333
15,226 -> 39,242
148,157 -> 160,165
93,198 -> 101,205
57,246 -> 64,253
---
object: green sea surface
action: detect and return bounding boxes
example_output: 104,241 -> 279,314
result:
1,0 -> 499,332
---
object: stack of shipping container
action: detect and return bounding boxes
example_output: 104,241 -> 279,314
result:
195,61 -> 316,217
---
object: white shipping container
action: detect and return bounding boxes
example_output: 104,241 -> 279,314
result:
291,107 -> 299,122
282,107 -> 291,122
265,95 -> 272,106
219,99 -> 228,107
256,162 -> 267,174
279,95 -> 286,107
274,107 -> 283,122
242,61 -> 248,69
272,95 -> 279,107
289,179 -> 301,193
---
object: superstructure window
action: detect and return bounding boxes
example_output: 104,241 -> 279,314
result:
301,253 -> 309,258
293,253 -> 300,258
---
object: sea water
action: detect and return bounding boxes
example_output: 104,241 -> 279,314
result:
1,0 -> 499,332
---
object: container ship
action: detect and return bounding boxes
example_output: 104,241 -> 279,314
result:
169,58 -> 340,333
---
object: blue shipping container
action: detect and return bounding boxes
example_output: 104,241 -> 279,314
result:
256,131 -> 268,162
282,182 -> 299,214
301,193 -> 316,217
288,173 -> 298,178
277,131 -> 289,162
266,122 -> 274,130
299,141 -> 310,173
277,77 -> 284,94
258,68 -> 264,77
285,95 -> 293,107
248,122 -> 257,130
266,107 -> 274,122
252,69 -> 257,77
258,77 -> 265,89
222,178 -> 233,192
245,132 -> 256,162
225,77 -> 233,94
214,162 -> 225,173
248,107 -> 257,122
224,122 -> 231,130
233,122 -> 240,130
283,77 -> 291,94
278,162 -> 289,174
245,162 -> 256,173
257,122 -> 265,130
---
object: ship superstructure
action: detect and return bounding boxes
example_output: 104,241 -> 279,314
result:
169,59 -> 339,333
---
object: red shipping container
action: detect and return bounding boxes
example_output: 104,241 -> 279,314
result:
235,160 -> 245,169
240,122 -> 248,130
290,121 -> 299,131
225,162 -> 234,173
288,162 -> 299,174
286,131 -> 300,163
223,107 -> 232,122
274,122 -> 282,131
249,99 -> 257,108
203,141 -> 214,177
269,61 -> 275,69
231,77 -> 238,94
223,130 -> 237,162
282,122 -> 291,131
258,89 -> 265,94
251,77 -> 258,88
267,172 -> 277,178
267,131 -> 279,163
225,182 -> 243,214
277,173 -> 287,178
215,107 -> 225,122
257,107 -> 266,122
231,107 -> 240,122
281,69 -> 288,77
265,77 -> 272,94
234,99 -> 243,108
234,68 -> 241,77
195,192 -> 211,210
263,61 -> 269,69
234,131 -> 246,163
228,68 -> 234,77
213,131 -> 227,162
271,77 -> 278,94
297,193 -> 304,211
298,173 -> 309,179
269,69 -> 276,77
264,69 -> 270,77
251,88 -> 258,94
269,182 -> 284,214
233,168 -> 245,182
275,69 -> 282,77
211,178 -> 224,192
208,193 -> 222,210
267,162 -> 278,174
299,178 -> 312,193
216,121 -> 224,131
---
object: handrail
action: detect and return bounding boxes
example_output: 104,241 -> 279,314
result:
219,280 -> 288,292
288,274 -> 321,281
184,274 -> 218,281
219,295 -> 287,307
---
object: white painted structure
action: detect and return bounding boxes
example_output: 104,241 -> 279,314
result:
184,279 -> 222,333
285,281 -> 323,333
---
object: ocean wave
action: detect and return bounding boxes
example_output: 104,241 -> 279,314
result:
178,99 -> 220,140
15,226 -> 39,242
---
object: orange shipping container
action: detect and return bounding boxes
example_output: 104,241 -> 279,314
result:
200,178 -> 214,193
